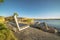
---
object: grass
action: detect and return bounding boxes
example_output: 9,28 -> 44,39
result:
0,23 -> 17,40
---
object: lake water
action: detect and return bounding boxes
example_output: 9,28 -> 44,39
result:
35,19 -> 60,29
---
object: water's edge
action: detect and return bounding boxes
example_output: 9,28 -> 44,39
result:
34,19 -> 60,30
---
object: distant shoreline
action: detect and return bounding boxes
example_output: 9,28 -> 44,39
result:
34,19 -> 60,20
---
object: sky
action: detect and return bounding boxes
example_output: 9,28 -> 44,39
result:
0,0 -> 60,18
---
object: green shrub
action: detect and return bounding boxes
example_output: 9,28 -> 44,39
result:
0,23 -> 17,40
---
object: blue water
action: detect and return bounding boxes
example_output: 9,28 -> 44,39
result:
35,19 -> 60,28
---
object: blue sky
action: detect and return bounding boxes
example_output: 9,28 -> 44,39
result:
0,0 -> 60,18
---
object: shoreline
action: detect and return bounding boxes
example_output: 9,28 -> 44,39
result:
30,22 -> 60,36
